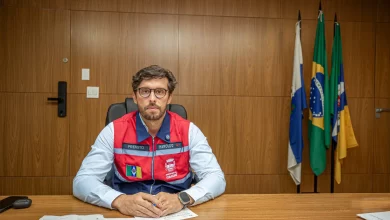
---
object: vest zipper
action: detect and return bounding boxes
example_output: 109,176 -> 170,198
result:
150,136 -> 156,194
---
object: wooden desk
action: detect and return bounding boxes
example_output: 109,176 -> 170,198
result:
1,194 -> 390,220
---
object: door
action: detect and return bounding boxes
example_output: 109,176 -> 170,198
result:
0,7 -> 71,194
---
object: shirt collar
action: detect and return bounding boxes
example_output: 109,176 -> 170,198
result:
136,111 -> 171,143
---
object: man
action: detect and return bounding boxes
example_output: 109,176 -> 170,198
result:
73,65 -> 226,217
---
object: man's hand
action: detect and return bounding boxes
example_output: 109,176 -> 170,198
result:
111,193 -> 163,217
155,192 -> 185,216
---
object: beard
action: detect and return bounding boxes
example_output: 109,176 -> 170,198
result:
139,103 -> 166,120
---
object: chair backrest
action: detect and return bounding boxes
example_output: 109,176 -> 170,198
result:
105,98 -> 187,125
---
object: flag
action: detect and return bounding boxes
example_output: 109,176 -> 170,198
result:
330,21 -> 358,184
288,20 -> 307,185
309,10 -> 331,176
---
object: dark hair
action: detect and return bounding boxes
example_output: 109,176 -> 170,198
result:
132,65 -> 177,94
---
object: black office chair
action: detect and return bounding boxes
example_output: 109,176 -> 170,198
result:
105,97 -> 187,125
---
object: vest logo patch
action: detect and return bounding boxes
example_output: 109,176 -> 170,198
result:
165,158 -> 177,179
126,165 -> 142,178
122,143 -> 149,151
157,142 -> 183,150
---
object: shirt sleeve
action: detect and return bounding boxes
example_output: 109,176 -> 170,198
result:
183,123 -> 226,205
73,122 -> 124,209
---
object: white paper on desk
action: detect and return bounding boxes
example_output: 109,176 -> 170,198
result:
357,211 -> 390,220
40,214 -> 105,220
133,208 -> 197,220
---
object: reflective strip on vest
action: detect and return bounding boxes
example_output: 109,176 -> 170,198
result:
114,146 -> 190,157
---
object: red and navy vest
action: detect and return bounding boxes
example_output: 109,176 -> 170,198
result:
111,111 -> 192,195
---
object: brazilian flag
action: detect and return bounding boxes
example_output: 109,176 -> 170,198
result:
309,10 -> 331,176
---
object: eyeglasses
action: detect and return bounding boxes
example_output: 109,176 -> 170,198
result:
136,87 -> 168,99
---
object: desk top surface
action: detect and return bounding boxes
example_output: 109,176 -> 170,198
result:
1,194 -> 390,220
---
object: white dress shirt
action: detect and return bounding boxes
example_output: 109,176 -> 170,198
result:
73,120 -> 226,209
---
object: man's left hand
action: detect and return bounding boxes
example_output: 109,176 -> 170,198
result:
155,192 -> 183,216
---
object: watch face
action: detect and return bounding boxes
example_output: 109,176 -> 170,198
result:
179,192 -> 191,204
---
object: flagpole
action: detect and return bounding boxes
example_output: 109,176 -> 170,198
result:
330,13 -> 338,194
313,0 -> 321,194
296,9 -> 302,194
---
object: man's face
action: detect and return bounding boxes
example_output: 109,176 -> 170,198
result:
133,77 -> 172,121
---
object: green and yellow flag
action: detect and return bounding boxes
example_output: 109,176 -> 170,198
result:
309,10 -> 331,176
330,21 -> 358,184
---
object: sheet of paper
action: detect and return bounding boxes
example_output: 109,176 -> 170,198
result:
357,211 -> 390,220
104,218 -> 134,220
133,208 -> 197,220
40,214 -> 105,220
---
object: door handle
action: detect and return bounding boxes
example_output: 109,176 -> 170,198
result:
47,81 -> 67,117
375,108 -> 390,119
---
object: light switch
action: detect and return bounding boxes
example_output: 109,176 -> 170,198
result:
82,68 -> 90,80
87,86 -> 99,98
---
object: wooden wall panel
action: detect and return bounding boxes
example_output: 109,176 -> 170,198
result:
225,175 -> 280,194
341,22 -> 375,98
375,23 -> 390,98
71,11 -> 178,94
280,174 -> 330,193
334,174 -> 373,193
71,0 -> 118,11
118,0 -> 178,14
377,0 -> 390,22
282,0 -> 376,22
187,96 -> 235,171
179,16 -> 282,96
71,0 -> 178,13
3,0 -> 70,9
0,177 -> 71,195
373,99 -> 390,174
0,93 -> 69,176
233,97 -> 289,174
372,174 -> 390,193
69,94 -> 128,175
178,0 -> 280,18
0,8 -> 70,93
283,174 -> 376,194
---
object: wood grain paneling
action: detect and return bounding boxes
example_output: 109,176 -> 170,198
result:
69,94 -> 128,175
189,96 -> 235,169
341,22 -> 375,98
0,7 -> 70,93
279,174 -> 330,193
377,0 -> 390,22
0,93 -> 69,176
282,0 -> 376,22
118,0 -> 178,14
372,174 -> 390,193
3,0 -> 70,9
232,97 -> 289,174
178,0 -> 280,18
373,99 -> 390,174
0,177 -> 71,195
225,175 -> 280,194
71,0 -> 118,11
376,23 -> 390,98
334,174 -> 373,193
71,0 -> 178,13
179,16 -> 282,96
71,11 -> 178,94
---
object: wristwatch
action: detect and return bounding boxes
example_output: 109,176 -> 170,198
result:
178,192 -> 191,208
